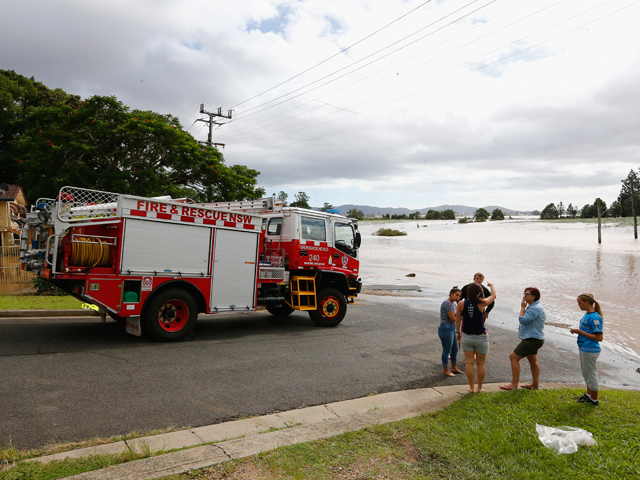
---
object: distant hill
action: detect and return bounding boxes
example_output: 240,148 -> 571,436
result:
328,204 -> 532,216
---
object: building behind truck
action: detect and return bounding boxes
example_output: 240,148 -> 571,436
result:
20,186 -> 362,341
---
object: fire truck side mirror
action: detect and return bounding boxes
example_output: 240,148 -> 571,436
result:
355,231 -> 361,248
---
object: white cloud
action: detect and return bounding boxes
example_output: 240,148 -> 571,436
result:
2,0 -> 640,210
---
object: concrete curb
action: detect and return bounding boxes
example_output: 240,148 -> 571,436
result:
20,383 -> 571,480
0,309 -> 99,318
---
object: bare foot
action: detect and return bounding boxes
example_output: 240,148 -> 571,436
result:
477,389 -> 484,393
467,388 -> 475,393
451,367 -> 464,374
443,369 -> 455,377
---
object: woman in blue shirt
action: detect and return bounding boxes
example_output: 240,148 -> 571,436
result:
500,287 -> 546,391
570,293 -> 604,406
439,287 -> 464,377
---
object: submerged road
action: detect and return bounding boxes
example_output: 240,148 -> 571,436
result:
0,297 -> 596,449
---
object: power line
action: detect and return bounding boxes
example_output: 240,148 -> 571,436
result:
233,0 -> 494,120
226,1 -> 639,156
218,0 -> 540,142
224,0 -> 626,145
223,0 -> 566,144
229,0 -> 434,109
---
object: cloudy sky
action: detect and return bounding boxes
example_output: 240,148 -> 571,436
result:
3,0 -> 640,210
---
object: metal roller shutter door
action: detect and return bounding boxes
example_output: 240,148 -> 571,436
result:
210,229 -> 258,311
121,219 -> 211,275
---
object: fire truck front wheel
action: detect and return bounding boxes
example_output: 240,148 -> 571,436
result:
144,289 -> 198,341
309,288 -> 346,327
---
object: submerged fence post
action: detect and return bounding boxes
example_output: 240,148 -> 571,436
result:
597,198 -> 602,244
631,180 -> 638,239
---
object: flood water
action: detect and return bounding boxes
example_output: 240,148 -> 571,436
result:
358,218 -> 640,361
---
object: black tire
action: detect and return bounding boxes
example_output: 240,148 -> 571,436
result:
309,288 -> 347,327
143,288 -> 198,341
266,303 -> 294,317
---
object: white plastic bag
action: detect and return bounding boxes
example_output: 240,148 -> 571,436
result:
535,424 -> 597,454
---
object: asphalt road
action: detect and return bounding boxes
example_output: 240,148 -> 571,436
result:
1,296 -> 591,450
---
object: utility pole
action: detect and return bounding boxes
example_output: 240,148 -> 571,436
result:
597,198 -> 602,244
196,104 -> 232,148
630,179 -> 638,239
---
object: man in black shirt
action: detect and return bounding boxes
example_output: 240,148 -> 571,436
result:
460,272 -> 494,321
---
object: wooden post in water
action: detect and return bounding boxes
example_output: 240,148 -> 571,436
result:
630,180 -> 638,239
597,198 -> 602,244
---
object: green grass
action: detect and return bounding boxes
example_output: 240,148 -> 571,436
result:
373,228 -> 407,236
0,295 -> 83,310
536,217 -> 637,226
170,388 -> 640,480
0,427 -> 182,480
2,389 -> 638,480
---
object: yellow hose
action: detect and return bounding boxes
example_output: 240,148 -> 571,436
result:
71,237 -> 111,267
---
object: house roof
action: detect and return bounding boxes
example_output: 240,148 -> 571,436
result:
0,184 -> 27,206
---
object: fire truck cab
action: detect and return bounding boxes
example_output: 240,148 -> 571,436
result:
20,187 -> 362,341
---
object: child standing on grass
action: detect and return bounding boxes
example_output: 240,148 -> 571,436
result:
570,293 -> 604,406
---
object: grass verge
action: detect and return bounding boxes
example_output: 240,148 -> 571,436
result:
0,295 -> 83,310
2,389 -> 638,480
171,388 -> 639,480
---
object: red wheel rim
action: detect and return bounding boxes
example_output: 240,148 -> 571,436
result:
319,296 -> 340,319
157,299 -> 189,332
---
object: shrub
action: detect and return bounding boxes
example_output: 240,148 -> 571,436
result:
373,228 -> 407,236
32,277 -> 67,296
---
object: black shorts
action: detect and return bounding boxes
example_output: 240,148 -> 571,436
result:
514,338 -> 544,357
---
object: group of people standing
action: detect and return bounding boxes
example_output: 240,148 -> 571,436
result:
439,273 -> 604,405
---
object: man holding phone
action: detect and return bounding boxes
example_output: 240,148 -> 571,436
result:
460,273 -> 494,321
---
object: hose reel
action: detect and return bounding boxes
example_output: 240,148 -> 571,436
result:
70,236 -> 112,267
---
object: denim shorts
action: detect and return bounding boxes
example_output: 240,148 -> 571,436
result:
461,333 -> 489,354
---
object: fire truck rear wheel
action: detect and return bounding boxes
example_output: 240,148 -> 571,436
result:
309,288 -> 346,327
266,304 -> 294,317
144,288 -> 198,341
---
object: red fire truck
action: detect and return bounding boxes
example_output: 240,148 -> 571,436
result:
20,187 -> 362,341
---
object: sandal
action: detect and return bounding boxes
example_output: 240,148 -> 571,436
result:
499,385 -> 516,391
520,384 -> 537,390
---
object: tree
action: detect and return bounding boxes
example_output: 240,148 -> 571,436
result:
579,199 -> 607,219
474,208 -> 490,222
557,201 -> 565,217
425,209 -> 441,220
566,203 -> 577,218
580,204 -> 594,218
1,70 -> 81,185
491,208 -> 505,220
441,209 -> 456,220
540,203 -> 559,219
320,202 -> 333,212
619,169 -> 640,217
276,191 -> 289,207
290,191 -> 311,209
1,74 -> 264,204
608,201 -> 623,218
347,208 -> 364,220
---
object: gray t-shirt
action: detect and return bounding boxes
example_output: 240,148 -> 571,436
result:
440,299 -> 456,326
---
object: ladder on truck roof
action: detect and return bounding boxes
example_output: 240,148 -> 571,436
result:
199,197 -> 282,213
